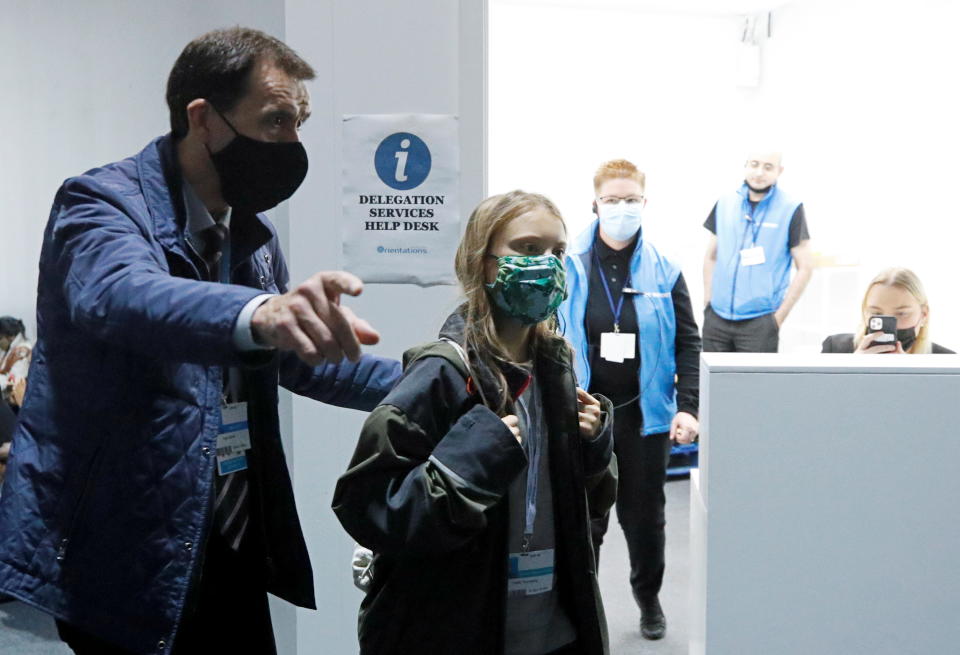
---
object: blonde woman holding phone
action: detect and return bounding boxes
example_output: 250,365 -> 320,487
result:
821,268 -> 953,354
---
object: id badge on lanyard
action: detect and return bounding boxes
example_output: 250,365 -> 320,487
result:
600,332 -> 636,363
740,245 -> 766,266
506,394 -> 555,596
740,208 -> 767,267
595,250 -> 637,363
508,548 -> 555,596
217,401 -> 251,475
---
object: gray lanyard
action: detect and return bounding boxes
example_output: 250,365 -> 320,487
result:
516,390 -> 541,552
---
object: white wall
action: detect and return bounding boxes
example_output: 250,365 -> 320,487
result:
490,1 -> 746,311
754,0 -> 960,349
489,0 -> 960,352
283,1 -> 485,652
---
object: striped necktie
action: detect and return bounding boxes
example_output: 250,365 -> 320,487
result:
202,220 -> 250,551
199,221 -> 228,283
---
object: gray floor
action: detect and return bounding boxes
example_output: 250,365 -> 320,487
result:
600,477 -> 690,655
0,599 -> 70,654
0,478 -> 692,655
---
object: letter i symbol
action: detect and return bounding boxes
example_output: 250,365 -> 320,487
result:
394,138 -> 411,182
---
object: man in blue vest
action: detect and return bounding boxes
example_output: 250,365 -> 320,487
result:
0,27 -> 401,654
702,152 -> 813,352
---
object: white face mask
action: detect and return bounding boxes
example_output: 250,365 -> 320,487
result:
597,201 -> 643,241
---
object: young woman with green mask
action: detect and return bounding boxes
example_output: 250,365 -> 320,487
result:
333,191 -> 617,655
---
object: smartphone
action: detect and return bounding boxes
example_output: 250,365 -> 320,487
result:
866,315 -> 898,346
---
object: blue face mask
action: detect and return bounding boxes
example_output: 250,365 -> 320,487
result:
598,201 -> 642,241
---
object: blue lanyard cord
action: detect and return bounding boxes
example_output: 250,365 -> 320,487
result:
220,233 -> 232,282
593,250 -> 630,332
745,200 -> 767,246
516,391 -> 540,552
736,220 -> 753,253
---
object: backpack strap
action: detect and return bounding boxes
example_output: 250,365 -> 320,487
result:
440,338 -> 492,410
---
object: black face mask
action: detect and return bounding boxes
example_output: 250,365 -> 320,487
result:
206,107 -> 308,213
897,325 -> 919,352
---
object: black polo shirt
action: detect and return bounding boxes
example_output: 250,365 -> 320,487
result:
586,233 -> 641,407
584,231 -> 701,419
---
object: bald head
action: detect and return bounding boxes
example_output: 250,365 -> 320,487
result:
743,151 -> 784,197
746,151 -> 783,167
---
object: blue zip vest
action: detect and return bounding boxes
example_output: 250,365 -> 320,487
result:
558,220 -> 679,436
710,183 -> 800,320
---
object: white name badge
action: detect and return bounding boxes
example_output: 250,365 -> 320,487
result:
601,332 -> 636,363
740,246 -> 766,267
217,402 -> 250,476
508,548 -> 555,596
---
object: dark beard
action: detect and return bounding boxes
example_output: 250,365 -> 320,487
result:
745,179 -> 772,195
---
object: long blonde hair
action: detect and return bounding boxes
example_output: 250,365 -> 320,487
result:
853,267 -> 932,354
454,190 -> 568,413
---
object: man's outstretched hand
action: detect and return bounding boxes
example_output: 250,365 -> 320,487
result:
251,271 -> 380,365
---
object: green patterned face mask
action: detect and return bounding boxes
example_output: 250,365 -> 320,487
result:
485,254 -> 567,325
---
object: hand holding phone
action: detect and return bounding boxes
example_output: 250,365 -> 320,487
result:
856,315 -> 902,354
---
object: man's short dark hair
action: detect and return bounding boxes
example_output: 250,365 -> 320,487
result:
166,27 -> 316,138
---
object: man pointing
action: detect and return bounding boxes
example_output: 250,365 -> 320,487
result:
0,27 -> 400,655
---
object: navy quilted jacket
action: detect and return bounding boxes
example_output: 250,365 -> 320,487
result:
0,134 -> 401,654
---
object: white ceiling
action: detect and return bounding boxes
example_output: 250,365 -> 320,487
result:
492,0 -> 799,17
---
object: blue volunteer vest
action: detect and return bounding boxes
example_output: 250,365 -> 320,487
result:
558,220 -> 679,436
710,183 -> 800,320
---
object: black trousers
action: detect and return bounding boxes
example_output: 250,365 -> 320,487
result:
702,305 -> 779,353
57,531 -> 276,655
591,401 -> 672,603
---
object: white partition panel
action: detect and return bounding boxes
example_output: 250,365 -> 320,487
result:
692,353 -> 960,655
282,2 -> 486,653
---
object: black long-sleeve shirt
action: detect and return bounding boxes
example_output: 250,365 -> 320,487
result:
585,234 -> 701,420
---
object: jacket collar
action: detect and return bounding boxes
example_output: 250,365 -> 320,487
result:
438,307 -> 533,404
136,134 -> 273,269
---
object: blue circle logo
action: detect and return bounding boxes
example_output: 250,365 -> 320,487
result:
374,132 -> 431,190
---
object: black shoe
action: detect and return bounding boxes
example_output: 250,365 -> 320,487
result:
639,596 -> 666,640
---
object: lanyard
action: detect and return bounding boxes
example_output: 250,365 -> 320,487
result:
516,390 -> 541,553
744,199 -> 768,246
216,231 -> 240,403
593,250 -> 632,333
219,231 -> 232,283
